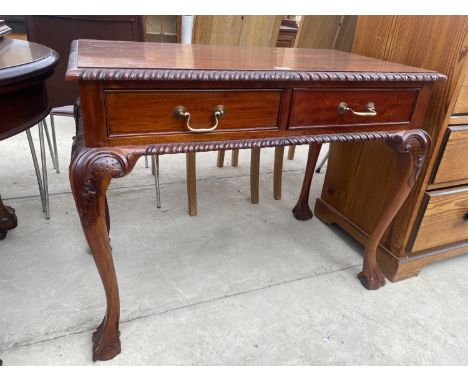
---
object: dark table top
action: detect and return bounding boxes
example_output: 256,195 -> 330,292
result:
0,38 -> 58,86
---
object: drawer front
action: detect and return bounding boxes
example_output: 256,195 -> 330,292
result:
433,126 -> 468,185
411,186 -> 468,252
106,90 -> 282,136
289,88 -> 418,129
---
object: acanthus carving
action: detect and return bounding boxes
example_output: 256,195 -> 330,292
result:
70,101 -> 141,228
70,149 -> 140,228
386,130 -> 431,187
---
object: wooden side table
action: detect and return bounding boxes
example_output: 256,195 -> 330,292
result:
0,38 -> 58,239
66,40 -> 444,361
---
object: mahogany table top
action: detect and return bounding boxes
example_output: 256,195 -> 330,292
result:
66,39 -> 445,82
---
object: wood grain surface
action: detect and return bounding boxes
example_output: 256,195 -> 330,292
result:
432,125 -> 468,184
66,39 -> 443,80
412,186 -> 468,252
289,88 -> 418,128
105,90 -> 282,136
294,16 -> 357,52
193,16 -> 282,48
317,16 -> 468,260
453,73 -> 468,114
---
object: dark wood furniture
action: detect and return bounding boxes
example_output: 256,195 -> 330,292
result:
0,38 -> 58,239
314,16 -> 468,282
66,39 -> 443,361
25,16 -> 145,108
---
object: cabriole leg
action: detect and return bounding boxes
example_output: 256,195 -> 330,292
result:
292,143 -> 322,220
359,131 -> 430,290
70,142 -> 139,361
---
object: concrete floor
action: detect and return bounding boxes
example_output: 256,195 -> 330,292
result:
1,116 -> 467,365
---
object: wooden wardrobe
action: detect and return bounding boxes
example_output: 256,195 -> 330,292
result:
314,16 -> 468,281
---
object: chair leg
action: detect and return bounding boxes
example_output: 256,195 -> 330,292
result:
287,146 -> 296,160
186,152 -> 197,216
151,155 -> 155,175
49,115 -> 60,173
144,156 -> 149,168
42,118 -> 57,172
38,121 -> 50,219
231,149 -> 239,167
217,150 -> 225,167
26,129 -> 46,213
316,151 -> 329,173
151,155 -> 161,208
250,148 -> 260,204
273,147 -> 284,200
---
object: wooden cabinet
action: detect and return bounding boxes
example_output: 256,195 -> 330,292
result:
454,74 -> 468,114
314,16 -> 468,281
411,186 -> 468,252
432,126 -> 468,186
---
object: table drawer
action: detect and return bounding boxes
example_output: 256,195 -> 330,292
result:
289,88 -> 418,129
411,186 -> 468,252
432,126 -> 468,185
105,90 -> 282,136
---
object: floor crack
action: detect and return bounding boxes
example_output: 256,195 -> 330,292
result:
0,262 -> 360,353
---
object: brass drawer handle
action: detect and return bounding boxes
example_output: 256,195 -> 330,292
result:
174,105 -> 225,133
337,101 -> 377,117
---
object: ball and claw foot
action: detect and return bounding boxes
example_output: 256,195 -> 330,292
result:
92,319 -> 121,362
292,203 -> 313,221
357,269 -> 386,290
0,204 -> 18,240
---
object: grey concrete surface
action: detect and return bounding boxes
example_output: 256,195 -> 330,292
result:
0,116 -> 467,365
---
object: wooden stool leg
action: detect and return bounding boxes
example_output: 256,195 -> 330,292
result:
287,145 -> 296,160
292,143 -> 322,220
217,150 -> 225,167
273,147 -> 284,200
70,144 -> 140,362
231,149 -> 239,167
359,131 -> 430,290
186,152 -> 197,216
250,148 -> 261,204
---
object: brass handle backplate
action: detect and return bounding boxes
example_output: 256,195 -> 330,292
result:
337,101 -> 377,117
174,105 -> 225,133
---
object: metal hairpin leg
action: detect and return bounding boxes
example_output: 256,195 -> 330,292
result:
315,150 -> 329,174
38,121 -> 50,219
49,115 -> 60,173
43,118 -> 57,172
26,129 -> 46,213
151,155 -> 161,208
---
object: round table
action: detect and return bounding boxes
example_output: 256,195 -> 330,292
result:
0,37 -> 58,239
